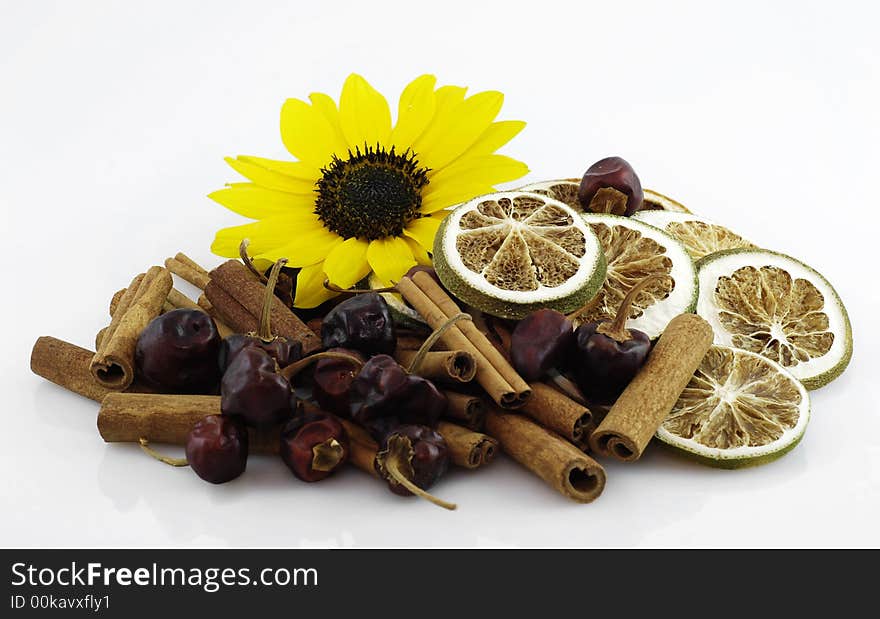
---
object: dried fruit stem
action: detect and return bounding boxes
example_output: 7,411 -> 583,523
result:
239,238 -> 268,283
280,351 -> 366,382
259,258 -> 288,342
407,312 -> 472,375
598,275 -> 664,342
138,438 -> 189,467
312,438 -> 345,472
383,442 -> 457,511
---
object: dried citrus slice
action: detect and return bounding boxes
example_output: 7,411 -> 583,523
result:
575,214 -> 697,339
433,191 -> 606,319
641,188 -> 692,213
656,345 -> 810,468
633,210 -> 756,260
696,249 -> 852,389
517,179 -> 581,210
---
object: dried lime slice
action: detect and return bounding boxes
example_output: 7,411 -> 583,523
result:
641,188 -> 692,213
516,179 -> 581,210
575,214 -> 697,339
633,210 -> 756,260
696,249 -> 852,389
656,345 -> 810,468
433,191 -> 606,319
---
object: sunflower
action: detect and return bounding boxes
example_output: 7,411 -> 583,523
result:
209,74 -> 528,308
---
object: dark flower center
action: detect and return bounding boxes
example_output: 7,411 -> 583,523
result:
314,145 -> 430,240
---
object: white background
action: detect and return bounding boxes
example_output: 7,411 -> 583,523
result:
2,0 -> 877,548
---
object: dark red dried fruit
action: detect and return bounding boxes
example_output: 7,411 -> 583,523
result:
185,415 -> 248,484
578,156 -> 643,216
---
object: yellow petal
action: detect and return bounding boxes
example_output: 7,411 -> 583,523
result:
402,216 -> 441,252
414,90 -> 503,172
308,92 -> 351,161
280,98 -> 348,168
322,237 -> 371,289
429,154 -> 529,188
225,156 -> 318,194
339,74 -> 392,150
210,212 -> 325,257
457,120 -> 526,159
405,237 -> 432,266
255,228 -> 343,267
389,74 -> 437,149
208,184 -> 315,219
366,236 -> 416,284
420,181 -> 496,213
294,262 -> 340,308
238,156 -> 321,182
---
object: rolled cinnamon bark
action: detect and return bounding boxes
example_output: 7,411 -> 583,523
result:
335,418 -> 380,478
207,261 -> 320,353
589,313 -> 714,462
436,421 -> 498,469
204,280 -> 259,334
521,383 -> 594,450
109,288 -> 127,316
442,390 -> 486,431
32,337 -> 149,402
91,267 -> 173,390
98,393 -> 280,454
167,288 -> 201,311
394,349 -> 476,383
165,255 -> 210,289
196,294 -> 235,338
486,409 -> 606,504
396,276 -> 528,408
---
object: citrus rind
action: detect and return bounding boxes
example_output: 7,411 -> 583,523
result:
516,179 -> 582,211
696,249 -> 852,390
655,345 -> 810,468
641,188 -> 692,214
434,191 -> 607,320
633,210 -> 756,260
577,213 -> 698,339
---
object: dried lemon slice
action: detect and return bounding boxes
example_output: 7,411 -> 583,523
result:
641,188 -> 692,214
656,345 -> 810,468
575,214 -> 697,339
516,179 -> 582,210
696,249 -> 852,389
433,191 -> 606,319
633,210 -> 756,260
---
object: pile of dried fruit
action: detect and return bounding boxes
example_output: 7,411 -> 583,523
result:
30,155 -> 852,507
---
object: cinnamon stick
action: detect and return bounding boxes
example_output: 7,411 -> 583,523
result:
412,271 -> 531,403
98,393 -> 280,454
204,280 -> 259,334
521,383 -> 594,450
396,275 -> 528,408
165,255 -> 210,289
175,253 -> 211,278
442,390 -> 486,431
196,294 -> 235,338
394,349 -> 476,383
167,288 -> 201,311
486,409 -> 606,504
589,313 -> 714,462
31,337 -> 149,402
335,417 -> 380,478
207,260 -> 320,354
436,421 -> 498,469
92,267 -> 173,390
